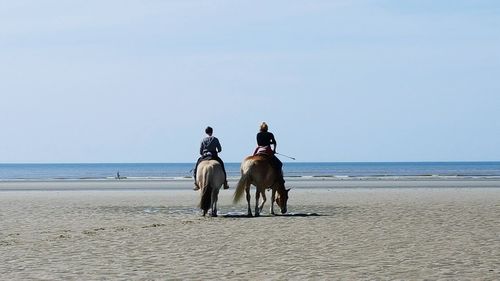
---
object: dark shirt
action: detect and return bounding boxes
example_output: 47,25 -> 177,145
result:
200,136 -> 221,157
256,132 -> 276,147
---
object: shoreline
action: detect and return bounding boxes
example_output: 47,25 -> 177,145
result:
1,177 -> 500,191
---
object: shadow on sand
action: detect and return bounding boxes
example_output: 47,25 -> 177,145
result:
222,212 -> 321,218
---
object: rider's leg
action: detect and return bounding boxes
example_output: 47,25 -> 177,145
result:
215,156 -> 229,189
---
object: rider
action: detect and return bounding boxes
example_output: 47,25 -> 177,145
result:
253,122 -> 285,185
193,126 -> 229,190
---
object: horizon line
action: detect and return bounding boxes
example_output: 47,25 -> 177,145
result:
1,160 -> 500,165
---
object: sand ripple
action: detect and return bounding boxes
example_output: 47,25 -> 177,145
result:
1,188 -> 499,280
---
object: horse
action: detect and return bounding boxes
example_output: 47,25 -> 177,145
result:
233,155 -> 290,217
196,160 -> 225,217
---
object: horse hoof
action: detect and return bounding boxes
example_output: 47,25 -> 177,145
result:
211,213 -> 218,217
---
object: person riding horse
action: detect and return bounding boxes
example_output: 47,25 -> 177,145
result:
193,126 -> 229,190
253,122 -> 285,185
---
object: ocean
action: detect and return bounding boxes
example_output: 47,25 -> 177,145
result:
1,162 -> 500,181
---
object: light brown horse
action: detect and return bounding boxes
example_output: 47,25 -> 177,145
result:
196,160 -> 225,217
233,155 -> 290,217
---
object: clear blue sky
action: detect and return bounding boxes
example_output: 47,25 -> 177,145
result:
1,1 -> 499,163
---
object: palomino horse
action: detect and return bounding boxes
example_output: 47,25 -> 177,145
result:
196,160 -> 225,217
233,155 -> 290,217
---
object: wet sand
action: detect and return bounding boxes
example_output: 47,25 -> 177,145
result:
1,179 -> 499,280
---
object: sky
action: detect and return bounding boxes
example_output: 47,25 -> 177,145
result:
1,0 -> 499,163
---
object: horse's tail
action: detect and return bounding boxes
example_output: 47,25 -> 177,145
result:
200,183 -> 212,215
233,170 -> 250,203
198,163 -> 213,215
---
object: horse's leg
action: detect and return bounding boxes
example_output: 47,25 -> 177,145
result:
258,190 -> 266,214
245,185 -> 252,217
270,188 -> 277,215
215,189 -> 219,217
202,184 -> 208,216
211,188 -> 218,217
254,188 -> 261,217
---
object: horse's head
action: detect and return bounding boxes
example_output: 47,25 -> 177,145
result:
275,186 -> 290,214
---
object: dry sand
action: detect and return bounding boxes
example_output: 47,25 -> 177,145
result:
1,179 -> 499,280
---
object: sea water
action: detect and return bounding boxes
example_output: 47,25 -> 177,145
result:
1,162 -> 500,181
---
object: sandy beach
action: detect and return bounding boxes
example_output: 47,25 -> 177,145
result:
1,179 -> 499,280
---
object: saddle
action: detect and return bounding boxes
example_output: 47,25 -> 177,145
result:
201,153 -> 214,161
254,146 -> 274,157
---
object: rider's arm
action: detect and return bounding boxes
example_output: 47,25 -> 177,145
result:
270,133 -> 277,153
216,138 -> 222,153
199,141 -> 204,156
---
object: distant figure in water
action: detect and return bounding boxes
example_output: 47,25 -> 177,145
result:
116,171 -> 121,180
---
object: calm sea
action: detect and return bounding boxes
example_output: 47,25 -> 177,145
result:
1,162 -> 500,181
